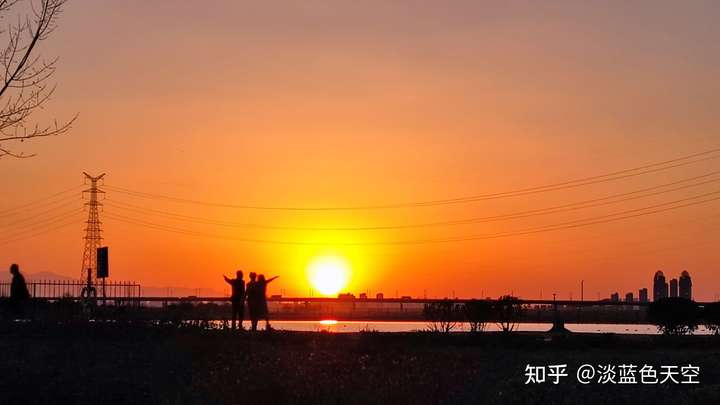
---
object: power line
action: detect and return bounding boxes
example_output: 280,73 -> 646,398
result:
0,215 -> 84,246
102,148 -> 720,210
102,190 -> 720,245
103,170 -> 720,231
0,210 -> 85,245
0,200 -> 82,228
0,185 -> 83,217
570,220 -> 720,269
0,208 -> 85,234
434,190 -> 720,244
0,208 -> 85,236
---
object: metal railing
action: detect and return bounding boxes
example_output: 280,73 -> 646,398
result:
0,279 -> 141,299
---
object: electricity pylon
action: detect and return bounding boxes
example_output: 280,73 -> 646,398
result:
80,172 -> 105,290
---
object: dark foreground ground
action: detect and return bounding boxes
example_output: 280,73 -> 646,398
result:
1,324 -> 719,405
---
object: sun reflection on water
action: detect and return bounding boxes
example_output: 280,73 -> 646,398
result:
319,319 -> 338,326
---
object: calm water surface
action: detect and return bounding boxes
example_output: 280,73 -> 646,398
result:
257,320 -> 713,335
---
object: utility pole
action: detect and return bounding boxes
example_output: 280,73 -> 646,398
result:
80,172 -> 105,297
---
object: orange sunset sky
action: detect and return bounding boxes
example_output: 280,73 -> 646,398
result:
1,1 -> 719,300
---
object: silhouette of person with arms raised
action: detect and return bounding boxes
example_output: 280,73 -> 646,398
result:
223,270 -> 245,330
256,274 -> 279,331
9,264 -> 30,318
246,272 -> 259,331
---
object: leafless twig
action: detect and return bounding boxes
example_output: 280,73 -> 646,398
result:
0,0 -> 73,159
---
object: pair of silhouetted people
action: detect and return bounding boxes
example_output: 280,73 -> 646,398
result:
223,270 -> 278,331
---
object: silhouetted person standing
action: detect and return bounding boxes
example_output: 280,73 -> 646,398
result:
246,272 -> 259,331
10,264 -> 29,301
223,270 -> 245,330
257,274 -> 278,331
9,264 -> 30,318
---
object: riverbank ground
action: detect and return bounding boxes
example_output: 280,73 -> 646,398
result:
1,325 -> 719,404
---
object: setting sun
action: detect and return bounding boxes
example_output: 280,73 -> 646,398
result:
308,256 -> 351,296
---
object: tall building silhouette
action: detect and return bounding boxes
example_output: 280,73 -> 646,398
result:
653,271 -> 668,301
669,278 -> 678,298
639,288 -> 648,303
679,271 -> 692,300
625,292 -> 634,303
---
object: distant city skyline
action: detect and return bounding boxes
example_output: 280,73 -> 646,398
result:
606,270 -> 695,303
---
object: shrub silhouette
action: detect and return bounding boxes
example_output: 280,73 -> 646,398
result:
423,300 -> 462,333
647,297 -> 699,335
701,301 -> 720,335
463,300 -> 493,332
493,295 -> 523,333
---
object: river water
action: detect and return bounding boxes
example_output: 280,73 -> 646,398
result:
251,320 -> 715,335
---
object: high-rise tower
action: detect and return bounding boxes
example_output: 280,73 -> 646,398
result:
653,271 -> 668,301
679,271 -> 692,300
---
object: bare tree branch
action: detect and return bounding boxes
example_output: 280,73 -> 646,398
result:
0,0 -> 72,159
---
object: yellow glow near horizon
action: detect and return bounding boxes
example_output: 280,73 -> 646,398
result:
308,256 -> 351,296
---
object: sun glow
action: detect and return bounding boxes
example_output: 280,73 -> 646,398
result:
308,256 -> 351,296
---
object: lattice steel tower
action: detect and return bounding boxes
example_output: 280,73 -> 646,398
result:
81,172 -> 105,284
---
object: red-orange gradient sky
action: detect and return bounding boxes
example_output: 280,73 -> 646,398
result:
1,1 -> 719,299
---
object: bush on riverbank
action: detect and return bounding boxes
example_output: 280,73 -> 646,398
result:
702,301 -> 720,335
647,298 -> 700,335
463,299 -> 493,332
423,300 -> 463,332
423,297 -> 524,334
494,295 -> 524,332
